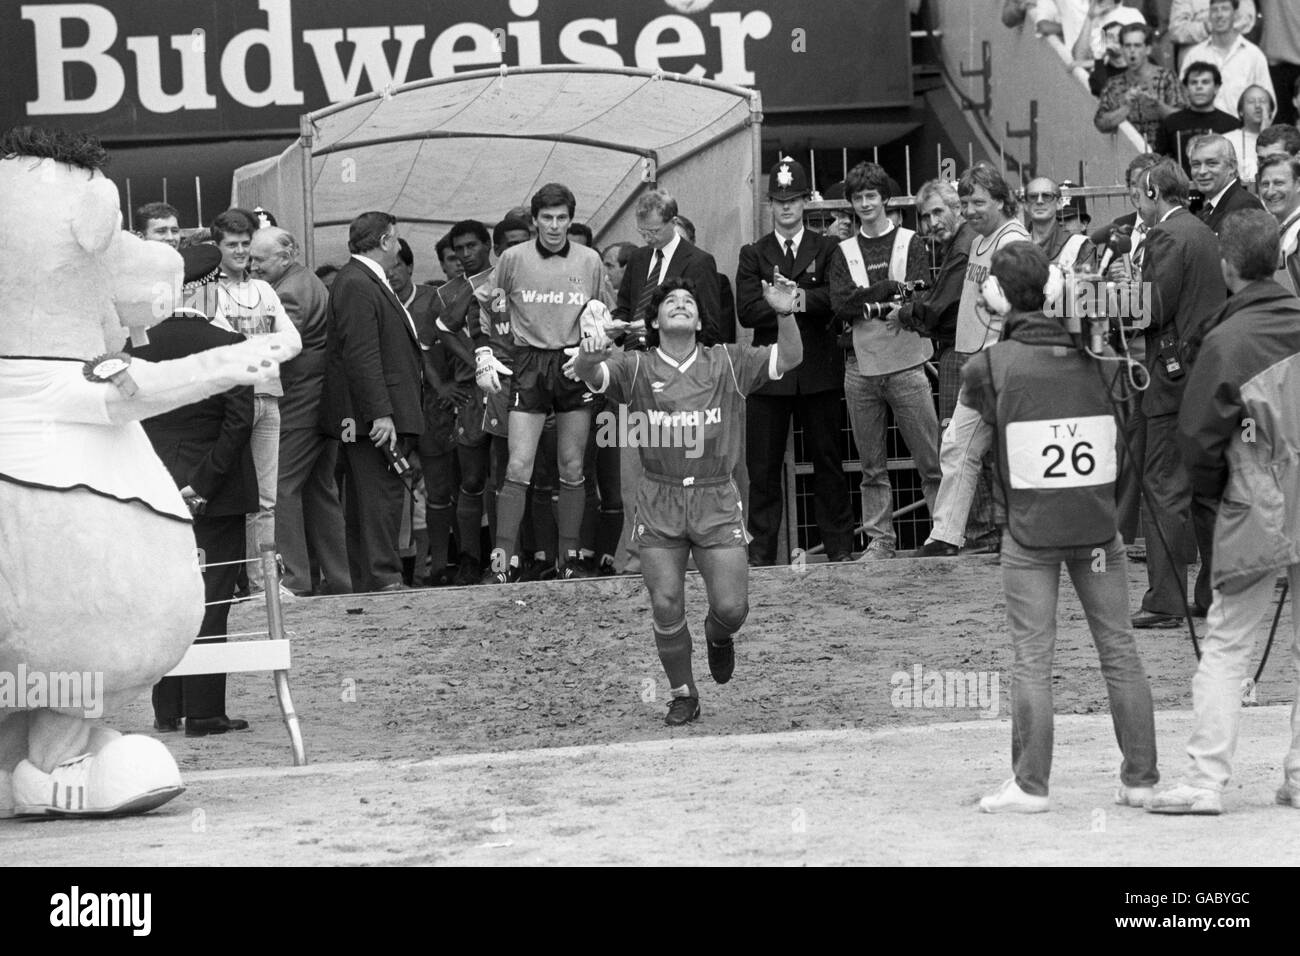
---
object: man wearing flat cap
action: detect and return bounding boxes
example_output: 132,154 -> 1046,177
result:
737,157 -> 855,565
126,244 -> 258,737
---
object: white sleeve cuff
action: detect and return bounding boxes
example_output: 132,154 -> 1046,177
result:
591,362 -> 611,394
768,345 -> 783,381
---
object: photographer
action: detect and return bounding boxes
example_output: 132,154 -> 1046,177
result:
829,162 -> 940,560
967,242 -> 1159,813
892,179 -> 976,366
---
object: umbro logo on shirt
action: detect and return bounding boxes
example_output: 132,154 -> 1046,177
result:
651,381 -> 665,392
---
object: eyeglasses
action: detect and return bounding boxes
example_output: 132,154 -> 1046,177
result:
1026,191 -> 1059,202
637,221 -> 667,239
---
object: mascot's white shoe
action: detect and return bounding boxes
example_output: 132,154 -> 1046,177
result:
11,735 -> 184,818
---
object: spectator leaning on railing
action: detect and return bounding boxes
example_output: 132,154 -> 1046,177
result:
1096,23 -> 1189,150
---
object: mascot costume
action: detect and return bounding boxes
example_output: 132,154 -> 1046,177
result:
0,127 -> 286,817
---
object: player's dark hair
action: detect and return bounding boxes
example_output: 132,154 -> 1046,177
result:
531,182 -> 576,218
645,276 -> 699,348
0,125 -> 107,172
210,208 -> 257,243
492,215 -> 533,252
1220,209 -> 1279,280
567,222 -> 594,246
449,219 -> 491,247
397,237 -> 414,269
990,242 -> 1049,312
348,211 -> 396,254
845,161 -> 894,202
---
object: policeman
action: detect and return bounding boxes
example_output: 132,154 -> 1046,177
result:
961,241 -> 1160,814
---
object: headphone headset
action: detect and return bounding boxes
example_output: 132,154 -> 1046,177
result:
1144,173 -> 1158,201
979,263 -> 1065,317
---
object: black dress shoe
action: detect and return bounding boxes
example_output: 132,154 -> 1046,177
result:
917,539 -> 959,557
185,716 -> 250,737
1131,612 -> 1181,629
153,717 -> 182,733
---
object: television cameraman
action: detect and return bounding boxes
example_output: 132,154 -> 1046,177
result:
967,241 -> 1160,813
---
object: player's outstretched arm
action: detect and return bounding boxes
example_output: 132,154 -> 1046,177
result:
571,339 -> 610,390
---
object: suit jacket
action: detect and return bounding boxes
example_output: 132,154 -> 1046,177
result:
127,313 -> 258,516
614,239 -> 723,345
1141,206 -> 1227,416
736,230 -> 841,396
319,256 -> 424,439
272,261 -> 330,432
1198,178 -> 1262,234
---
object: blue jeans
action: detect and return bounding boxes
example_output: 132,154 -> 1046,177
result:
843,359 -> 940,549
246,395 -> 280,586
1001,531 -> 1159,796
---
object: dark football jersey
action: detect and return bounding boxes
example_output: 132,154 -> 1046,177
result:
596,343 -> 779,479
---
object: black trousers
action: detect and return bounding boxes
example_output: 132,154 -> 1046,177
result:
745,390 -> 854,563
340,437 -> 409,591
153,513 -> 244,721
1140,412 -> 1215,616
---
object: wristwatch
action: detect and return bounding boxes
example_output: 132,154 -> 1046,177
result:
83,352 -> 139,397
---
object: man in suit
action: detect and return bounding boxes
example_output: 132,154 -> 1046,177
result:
1189,132 -> 1262,231
128,245 -> 256,737
1131,158 -> 1228,628
249,226 -> 349,595
318,212 -> 424,592
738,158 -> 854,565
613,189 -> 722,344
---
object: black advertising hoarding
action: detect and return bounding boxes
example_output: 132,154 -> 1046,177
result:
2,0 -> 911,141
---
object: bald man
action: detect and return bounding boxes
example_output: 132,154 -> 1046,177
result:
249,227 -> 350,595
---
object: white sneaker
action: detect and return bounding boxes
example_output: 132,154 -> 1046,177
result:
1114,785 -> 1155,808
1146,783 -> 1223,815
1276,782 -> 1300,809
12,736 -> 184,817
979,778 -> 1050,813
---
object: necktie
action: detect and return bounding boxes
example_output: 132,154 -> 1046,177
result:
1200,201 -> 1214,222
635,248 -> 663,323
782,238 -> 796,279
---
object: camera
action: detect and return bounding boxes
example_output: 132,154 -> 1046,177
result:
861,279 -> 930,320
381,441 -> 413,477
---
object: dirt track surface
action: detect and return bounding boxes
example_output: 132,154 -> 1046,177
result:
6,555 -> 1298,865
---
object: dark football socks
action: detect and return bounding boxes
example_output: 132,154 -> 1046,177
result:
705,607 -> 745,648
655,619 -> 696,699
556,478 -> 586,565
455,489 -> 483,562
493,479 -> 529,564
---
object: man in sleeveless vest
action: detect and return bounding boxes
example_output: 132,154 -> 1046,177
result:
919,164 -> 1031,556
964,242 -> 1159,813
828,162 -> 940,559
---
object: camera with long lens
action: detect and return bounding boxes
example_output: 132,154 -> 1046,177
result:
861,279 -> 931,320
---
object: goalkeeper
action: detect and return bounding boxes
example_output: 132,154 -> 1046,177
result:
472,183 -> 617,581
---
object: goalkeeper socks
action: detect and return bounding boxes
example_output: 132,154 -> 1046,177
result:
556,478 -> 586,562
596,506 -> 623,566
654,619 -> 696,699
493,479 -> 529,565
426,500 -> 454,573
705,607 -> 746,647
